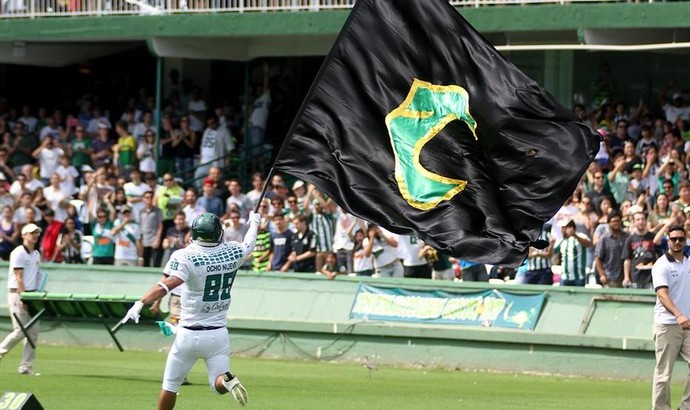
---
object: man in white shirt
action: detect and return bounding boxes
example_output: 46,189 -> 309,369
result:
651,225 -> 690,410
0,223 -> 43,375
661,93 -> 690,123
397,234 -> 431,279
369,225 -> 400,278
226,178 -> 252,220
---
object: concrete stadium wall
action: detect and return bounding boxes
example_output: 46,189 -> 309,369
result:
0,262 -> 672,380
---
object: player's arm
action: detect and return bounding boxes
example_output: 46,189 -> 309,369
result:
14,267 -> 25,293
240,211 -> 261,256
121,275 -> 183,324
149,273 -> 170,315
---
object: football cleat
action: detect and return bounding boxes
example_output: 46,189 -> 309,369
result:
222,372 -> 248,406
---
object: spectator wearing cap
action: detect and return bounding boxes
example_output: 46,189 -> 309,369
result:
226,178 -> 252,220
554,219 -> 592,287
659,82 -> 690,123
627,163 -> 648,202
78,165 -> 97,223
85,106 -> 111,138
91,122 -> 114,170
0,222 -> 43,375
292,180 -> 307,201
205,166 -> 228,203
111,205 -> 143,267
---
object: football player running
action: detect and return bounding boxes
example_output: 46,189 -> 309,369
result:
121,211 -> 260,409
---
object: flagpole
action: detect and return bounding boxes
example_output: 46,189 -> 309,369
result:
250,3 -> 364,215
253,166 -> 276,213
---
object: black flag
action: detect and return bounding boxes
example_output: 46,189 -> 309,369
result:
273,0 -> 599,265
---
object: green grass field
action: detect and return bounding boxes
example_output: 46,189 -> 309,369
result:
0,345 -> 673,409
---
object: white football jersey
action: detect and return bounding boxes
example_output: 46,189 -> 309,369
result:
164,241 -> 249,328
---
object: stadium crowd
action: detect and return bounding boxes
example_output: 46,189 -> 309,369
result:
0,75 -> 688,285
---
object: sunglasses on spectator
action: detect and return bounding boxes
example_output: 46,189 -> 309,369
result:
164,178 -> 173,182
668,236 -> 686,243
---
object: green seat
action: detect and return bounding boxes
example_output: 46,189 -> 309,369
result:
20,291 -> 47,299
97,295 -> 126,300
71,294 -> 100,300
16,292 -> 163,352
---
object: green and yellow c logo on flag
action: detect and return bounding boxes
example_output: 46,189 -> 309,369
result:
385,78 -> 478,210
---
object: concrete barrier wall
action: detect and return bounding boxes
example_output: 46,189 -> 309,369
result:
0,262 -> 665,379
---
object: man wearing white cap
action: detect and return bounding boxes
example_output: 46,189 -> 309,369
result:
0,223 -> 43,374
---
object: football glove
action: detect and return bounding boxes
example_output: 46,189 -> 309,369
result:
248,211 -> 261,227
121,301 -> 144,324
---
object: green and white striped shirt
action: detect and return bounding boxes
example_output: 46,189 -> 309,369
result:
555,233 -> 590,281
527,229 -> 552,271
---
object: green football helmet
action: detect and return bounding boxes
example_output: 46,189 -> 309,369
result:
191,212 -> 224,246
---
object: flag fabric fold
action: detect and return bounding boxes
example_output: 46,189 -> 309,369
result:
273,0 -> 599,265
